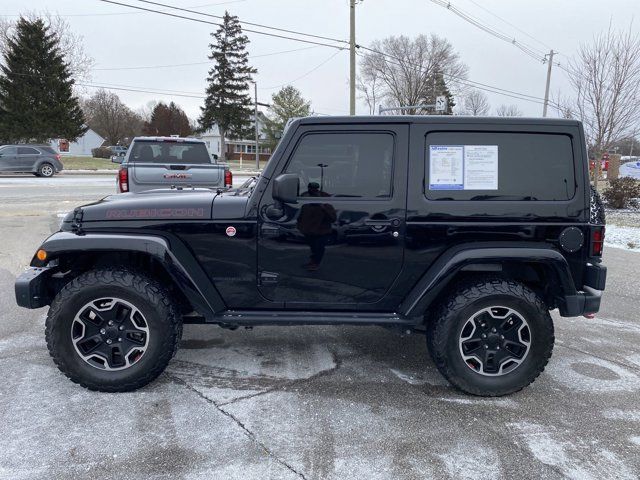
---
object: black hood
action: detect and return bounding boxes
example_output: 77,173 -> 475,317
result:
61,189 -> 249,224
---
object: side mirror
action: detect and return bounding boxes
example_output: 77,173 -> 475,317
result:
212,153 -> 219,162
272,173 -> 299,204
111,155 -> 123,164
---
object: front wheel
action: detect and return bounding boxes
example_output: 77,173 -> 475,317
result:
45,268 -> 182,392
427,277 -> 554,396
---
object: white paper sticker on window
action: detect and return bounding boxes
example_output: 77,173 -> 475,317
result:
464,145 -> 498,190
429,145 -> 464,190
428,144 -> 498,190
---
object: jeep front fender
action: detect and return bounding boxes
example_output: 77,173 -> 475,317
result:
22,231 -> 224,317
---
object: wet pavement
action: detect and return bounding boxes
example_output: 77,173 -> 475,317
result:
0,179 -> 639,479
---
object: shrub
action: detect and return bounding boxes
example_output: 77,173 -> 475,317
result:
91,146 -> 113,159
602,177 -> 640,209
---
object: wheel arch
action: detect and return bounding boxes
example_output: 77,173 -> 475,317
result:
32,232 -> 225,319
399,242 -> 578,320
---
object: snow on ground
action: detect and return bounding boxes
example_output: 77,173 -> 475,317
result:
604,224 -> 640,252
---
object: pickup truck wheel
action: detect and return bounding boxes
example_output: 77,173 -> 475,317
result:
45,268 -> 182,392
427,278 -> 554,396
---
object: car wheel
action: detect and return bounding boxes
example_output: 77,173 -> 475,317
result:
45,268 -> 182,392
427,277 -> 554,396
38,163 -> 55,177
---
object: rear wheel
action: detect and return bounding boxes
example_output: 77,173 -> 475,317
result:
427,277 -> 554,396
38,162 -> 55,177
46,268 -> 182,392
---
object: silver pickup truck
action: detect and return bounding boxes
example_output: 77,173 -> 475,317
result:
113,136 -> 231,193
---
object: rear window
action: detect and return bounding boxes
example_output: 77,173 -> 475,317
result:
129,141 -> 211,164
425,132 -> 576,201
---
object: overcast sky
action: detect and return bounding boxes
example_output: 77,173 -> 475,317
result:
3,0 -> 638,119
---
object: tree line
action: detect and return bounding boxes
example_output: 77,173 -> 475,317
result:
0,12 -> 637,165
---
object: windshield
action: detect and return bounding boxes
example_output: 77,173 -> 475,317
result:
129,140 -> 211,164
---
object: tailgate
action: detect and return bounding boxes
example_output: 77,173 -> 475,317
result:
131,163 -> 224,188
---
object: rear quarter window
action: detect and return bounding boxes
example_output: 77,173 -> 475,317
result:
425,131 -> 576,201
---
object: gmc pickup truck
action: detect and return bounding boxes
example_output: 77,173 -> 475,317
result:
114,136 -> 232,193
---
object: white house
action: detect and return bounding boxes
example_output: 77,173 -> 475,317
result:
50,128 -> 105,156
198,112 -> 272,163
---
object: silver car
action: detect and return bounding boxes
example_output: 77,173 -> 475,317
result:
0,144 -> 64,177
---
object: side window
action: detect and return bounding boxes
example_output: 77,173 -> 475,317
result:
285,132 -> 394,198
0,147 -> 17,155
425,132 -> 576,201
18,147 -> 40,155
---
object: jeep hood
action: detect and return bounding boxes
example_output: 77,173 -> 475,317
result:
61,189 -> 249,225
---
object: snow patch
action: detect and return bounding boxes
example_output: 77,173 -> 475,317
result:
602,409 -> 640,422
547,354 -> 640,393
437,441 -> 501,479
630,436 -> 640,446
509,421 -> 637,480
435,396 -> 518,408
604,224 -> 640,252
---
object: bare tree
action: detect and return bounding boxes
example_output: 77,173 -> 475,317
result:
564,24 -> 640,186
359,34 -> 468,114
0,12 -> 94,83
495,104 -> 523,117
462,89 -> 490,116
357,74 -> 381,115
82,89 -> 143,145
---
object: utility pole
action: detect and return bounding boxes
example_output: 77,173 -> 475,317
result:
254,81 -> 259,170
542,49 -> 554,117
349,0 -> 356,115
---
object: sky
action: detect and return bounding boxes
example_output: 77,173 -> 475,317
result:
2,0 -> 639,120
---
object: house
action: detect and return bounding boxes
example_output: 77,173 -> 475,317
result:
198,112 -> 272,164
50,128 -> 105,156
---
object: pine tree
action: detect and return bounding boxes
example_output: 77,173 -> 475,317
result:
263,86 -> 311,149
0,17 -> 85,143
423,71 -> 455,115
198,11 -> 256,161
144,101 -> 192,137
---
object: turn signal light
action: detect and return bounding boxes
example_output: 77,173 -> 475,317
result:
36,249 -> 47,261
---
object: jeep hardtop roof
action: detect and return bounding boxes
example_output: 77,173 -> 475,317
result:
291,115 -> 581,127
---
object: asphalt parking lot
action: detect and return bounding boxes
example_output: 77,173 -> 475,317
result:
1,174 -> 639,479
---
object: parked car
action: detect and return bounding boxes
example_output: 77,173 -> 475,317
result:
15,116 -> 606,396
112,136 -> 231,193
0,144 -> 63,177
109,145 -> 128,157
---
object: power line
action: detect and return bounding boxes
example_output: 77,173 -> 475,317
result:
428,0 -> 548,62
0,0 -> 245,17
133,0 -> 350,45
260,49 -> 345,90
93,46 -> 320,71
463,0 -> 554,52
96,0 -> 347,49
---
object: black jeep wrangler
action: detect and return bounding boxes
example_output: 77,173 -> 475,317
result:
15,116 -> 607,396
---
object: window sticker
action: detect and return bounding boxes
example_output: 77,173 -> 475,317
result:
429,145 -> 464,190
429,145 -> 498,190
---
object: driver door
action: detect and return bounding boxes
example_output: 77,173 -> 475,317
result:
257,124 -> 409,310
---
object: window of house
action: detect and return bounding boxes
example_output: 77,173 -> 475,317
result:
285,132 -> 394,198
425,132 -> 576,201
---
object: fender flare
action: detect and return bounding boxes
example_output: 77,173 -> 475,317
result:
37,231 -> 225,318
398,242 -> 578,318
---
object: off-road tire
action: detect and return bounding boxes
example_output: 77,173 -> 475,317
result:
38,162 -> 55,178
427,277 -> 554,396
45,268 -> 182,392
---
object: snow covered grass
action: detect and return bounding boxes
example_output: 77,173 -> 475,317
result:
605,224 -> 640,252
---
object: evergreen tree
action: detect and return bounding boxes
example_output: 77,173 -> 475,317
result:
263,86 -> 311,149
423,71 -> 455,115
0,17 -> 85,143
144,101 -> 192,137
198,11 -> 256,161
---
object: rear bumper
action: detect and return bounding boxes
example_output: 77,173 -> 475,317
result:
15,266 -> 54,309
558,263 -> 606,317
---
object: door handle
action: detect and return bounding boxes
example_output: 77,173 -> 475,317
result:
364,218 -> 401,227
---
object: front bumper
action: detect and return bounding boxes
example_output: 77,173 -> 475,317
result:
15,266 -> 54,309
558,263 -> 606,317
